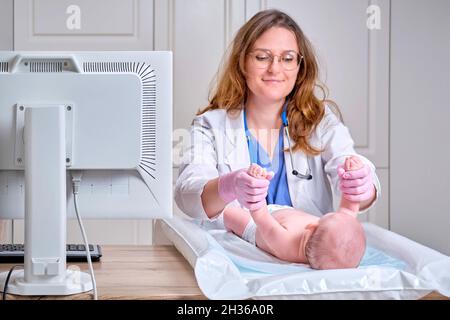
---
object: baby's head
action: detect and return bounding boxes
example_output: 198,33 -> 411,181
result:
304,212 -> 366,270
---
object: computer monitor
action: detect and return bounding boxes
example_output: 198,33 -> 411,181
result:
0,51 -> 173,295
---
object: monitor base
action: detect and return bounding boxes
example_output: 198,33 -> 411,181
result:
0,269 -> 93,296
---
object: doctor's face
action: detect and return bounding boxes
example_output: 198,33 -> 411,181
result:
245,27 -> 300,105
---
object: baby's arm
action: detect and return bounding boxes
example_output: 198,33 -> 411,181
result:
247,165 -> 290,253
338,156 -> 363,217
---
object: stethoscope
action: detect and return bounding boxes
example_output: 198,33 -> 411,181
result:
243,102 -> 313,180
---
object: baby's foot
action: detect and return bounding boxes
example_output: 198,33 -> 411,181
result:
246,164 -> 271,217
339,156 -> 364,217
248,163 -> 274,180
344,156 -> 364,171
248,163 -> 266,179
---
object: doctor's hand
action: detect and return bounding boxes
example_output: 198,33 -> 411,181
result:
337,159 -> 376,203
218,167 -> 273,210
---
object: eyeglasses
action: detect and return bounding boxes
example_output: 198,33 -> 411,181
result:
248,49 -> 303,71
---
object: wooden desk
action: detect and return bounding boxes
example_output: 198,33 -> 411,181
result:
0,245 -> 448,300
1,245 -> 206,300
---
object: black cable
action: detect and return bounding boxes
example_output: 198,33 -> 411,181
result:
2,264 -> 23,300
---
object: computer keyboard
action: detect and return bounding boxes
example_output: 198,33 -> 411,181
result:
0,244 -> 102,263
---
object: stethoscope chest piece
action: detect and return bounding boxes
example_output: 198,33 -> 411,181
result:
292,169 -> 312,180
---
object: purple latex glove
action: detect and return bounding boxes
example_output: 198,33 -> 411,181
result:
337,160 -> 376,203
218,167 -> 274,211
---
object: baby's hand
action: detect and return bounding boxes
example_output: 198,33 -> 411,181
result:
247,164 -> 274,180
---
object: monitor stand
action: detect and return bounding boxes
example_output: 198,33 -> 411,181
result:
0,105 -> 92,296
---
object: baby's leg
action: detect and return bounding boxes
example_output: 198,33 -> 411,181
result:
222,207 -> 252,238
339,156 -> 363,217
222,164 -> 274,241
247,164 -> 289,254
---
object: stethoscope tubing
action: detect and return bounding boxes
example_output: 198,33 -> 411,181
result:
244,102 -> 312,180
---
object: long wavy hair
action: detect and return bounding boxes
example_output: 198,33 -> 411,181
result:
197,9 -> 341,156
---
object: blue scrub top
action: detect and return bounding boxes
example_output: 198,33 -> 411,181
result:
244,111 -> 293,206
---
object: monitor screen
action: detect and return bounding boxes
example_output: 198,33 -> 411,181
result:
0,52 -> 173,219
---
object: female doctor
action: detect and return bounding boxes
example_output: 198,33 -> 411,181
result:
175,9 -> 380,220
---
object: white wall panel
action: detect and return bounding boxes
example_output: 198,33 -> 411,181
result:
358,168 -> 389,229
391,0 -> 450,255
171,0 -> 227,131
14,0 -> 154,50
0,0 -> 13,50
0,0 -> 13,243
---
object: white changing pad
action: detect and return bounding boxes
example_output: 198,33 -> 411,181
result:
157,215 -> 450,300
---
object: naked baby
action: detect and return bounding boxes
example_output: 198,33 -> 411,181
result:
223,156 -> 366,270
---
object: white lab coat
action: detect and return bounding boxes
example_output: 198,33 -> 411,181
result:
174,105 -> 380,220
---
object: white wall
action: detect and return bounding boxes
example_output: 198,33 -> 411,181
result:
390,0 -> 450,255
0,0 -> 14,243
